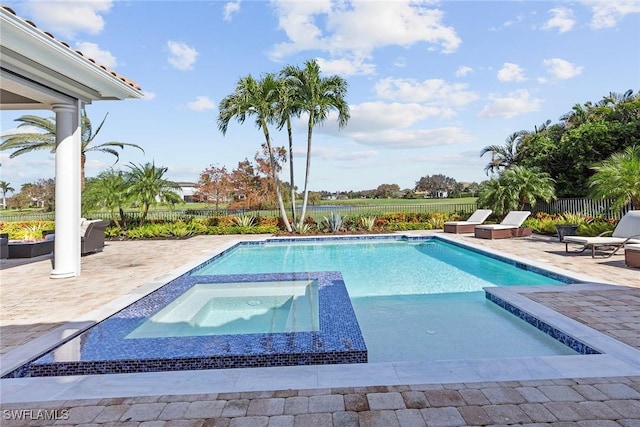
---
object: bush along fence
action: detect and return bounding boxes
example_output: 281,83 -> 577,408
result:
0,203 -> 479,223
1,205 -> 623,239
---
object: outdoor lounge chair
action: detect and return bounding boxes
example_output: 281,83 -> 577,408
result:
563,210 -> 640,258
474,210 -> 531,240
443,209 -> 493,233
80,219 -> 110,255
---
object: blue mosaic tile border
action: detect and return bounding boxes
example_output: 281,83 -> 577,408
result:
4,271 -> 367,378
485,291 -> 600,355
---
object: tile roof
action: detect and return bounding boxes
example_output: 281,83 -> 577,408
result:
1,5 -> 141,91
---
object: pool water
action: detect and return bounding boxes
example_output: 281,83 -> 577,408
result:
193,238 -> 576,362
127,281 -> 319,338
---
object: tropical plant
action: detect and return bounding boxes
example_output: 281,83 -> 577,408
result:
501,166 -> 556,210
323,212 -> 344,232
0,180 -> 14,209
82,169 -> 130,228
588,145 -> 640,210
233,214 -> 256,227
274,75 -> 301,224
559,212 -> 592,227
280,59 -> 350,230
0,112 -> 145,189
477,166 -> 555,215
360,216 -> 376,231
480,131 -> 527,175
124,162 -> 183,225
217,74 -> 292,232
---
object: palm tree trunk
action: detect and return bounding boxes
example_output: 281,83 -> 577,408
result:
286,118 -> 297,226
81,153 -> 87,190
261,123 -> 292,232
297,122 -> 313,230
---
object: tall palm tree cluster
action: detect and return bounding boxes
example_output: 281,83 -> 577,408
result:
217,59 -> 350,232
478,90 -> 640,214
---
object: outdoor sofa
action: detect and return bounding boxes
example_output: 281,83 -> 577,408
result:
81,219 -> 110,255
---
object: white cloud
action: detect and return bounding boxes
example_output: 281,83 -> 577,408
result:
455,66 -> 473,77
346,102 -> 442,132
22,0 -> 112,39
350,127 -> 473,149
478,89 -> 542,119
269,0 -> 461,69
223,1 -> 241,22
490,13 -> 525,31
497,63 -> 526,82
581,0 -> 640,29
374,78 -> 478,107
311,146 -> 378,162
542,7 -> 575,33
187,96 -> 216,111
542,58 -> 583,79
316,57 -> 376,76
0,152 -> 55,189
393,57 -> 407,68
167,41 -> 198,71
142,92 -> 156,101
74,41 -> 117,68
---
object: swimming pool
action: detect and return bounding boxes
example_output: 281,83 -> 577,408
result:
192,236 -> 580,362
5,235 -> 596,378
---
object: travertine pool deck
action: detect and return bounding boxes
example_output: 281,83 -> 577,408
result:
1,232 -> 639,426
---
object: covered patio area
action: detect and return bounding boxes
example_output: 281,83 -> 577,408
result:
0,6 -> 143,278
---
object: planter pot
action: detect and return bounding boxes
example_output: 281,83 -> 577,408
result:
555,224 -> 578,242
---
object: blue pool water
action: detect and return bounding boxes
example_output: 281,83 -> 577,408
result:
192,237 -> 578,362
7,236 -> 587,378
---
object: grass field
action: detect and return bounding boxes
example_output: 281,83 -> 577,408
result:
0,198 -> 479,222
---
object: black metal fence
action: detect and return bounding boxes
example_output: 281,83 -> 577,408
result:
0,199 -> 631,222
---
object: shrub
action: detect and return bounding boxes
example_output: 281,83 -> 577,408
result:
0,220 -> 55,240
360,216 -> 376,231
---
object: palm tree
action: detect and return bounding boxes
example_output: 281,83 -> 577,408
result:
477,166 -> 555,215
502,165 -> 556,210
280,59 -> 350,230
479,131 -> 526,175
0,112 -> 144,189
589,145 -> 640,210
125,162 -> 183,225
0,180 -> 15,209
217,73 -> 293,232
82,169 -> 130,228
274,74 -> 302,225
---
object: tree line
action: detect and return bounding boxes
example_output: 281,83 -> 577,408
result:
480,89 -> 640,198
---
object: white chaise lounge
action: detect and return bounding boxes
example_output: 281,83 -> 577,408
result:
474,210 -> 531,240
564,210 -> 640,258
443,209 -> 493,234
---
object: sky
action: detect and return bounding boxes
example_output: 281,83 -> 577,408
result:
1,0 -> 639,193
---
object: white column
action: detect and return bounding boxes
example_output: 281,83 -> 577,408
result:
50,103 -> 81,279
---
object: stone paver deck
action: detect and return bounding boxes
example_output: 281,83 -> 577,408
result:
1,232 -> 639,425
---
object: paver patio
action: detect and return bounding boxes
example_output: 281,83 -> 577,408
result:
1,231 -> 639,425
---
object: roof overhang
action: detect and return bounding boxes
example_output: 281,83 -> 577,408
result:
0,6 -> 143,111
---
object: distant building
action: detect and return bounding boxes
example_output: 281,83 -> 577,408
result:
175,182 -> 197,202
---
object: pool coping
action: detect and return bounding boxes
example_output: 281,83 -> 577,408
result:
2,234 -> 640,403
